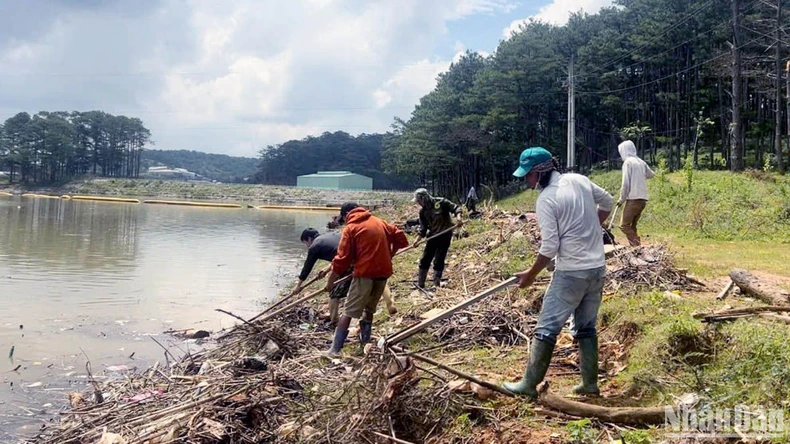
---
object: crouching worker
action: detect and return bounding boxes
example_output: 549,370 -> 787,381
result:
291,228 -> 347,325
504,147 -> 613,398
413,188 -> 461,288
325,203 -> 409,356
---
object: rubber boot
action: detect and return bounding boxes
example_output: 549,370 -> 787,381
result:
432,269 -> 443,287
502,337 -> 556,398
417,268 -> 429,288
328,298 -> 341,326
326,327 -> 349,357
359,318 -> 373,344
572,336 -> 600,396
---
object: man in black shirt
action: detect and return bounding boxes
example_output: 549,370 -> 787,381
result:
291,228 -> 348,324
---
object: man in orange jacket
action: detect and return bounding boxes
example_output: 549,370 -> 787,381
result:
324,202 -> 409,356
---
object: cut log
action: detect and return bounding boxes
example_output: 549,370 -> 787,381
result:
537,383 -> 668,425
693,305 -> 790,322
715,279 -> 735,301
729,269 -> 790,306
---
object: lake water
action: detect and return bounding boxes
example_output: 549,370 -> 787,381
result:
0,195 -> 330,441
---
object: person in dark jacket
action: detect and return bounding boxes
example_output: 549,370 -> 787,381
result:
412,188 -> 461,288
290,228 -> 347,324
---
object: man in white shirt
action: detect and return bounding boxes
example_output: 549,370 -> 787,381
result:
617,140 -> 655,246
503,147 -> 613,399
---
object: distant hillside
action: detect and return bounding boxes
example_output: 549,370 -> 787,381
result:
141,150 -> 259,183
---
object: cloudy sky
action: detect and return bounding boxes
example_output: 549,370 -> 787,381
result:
0,0 -> 613,157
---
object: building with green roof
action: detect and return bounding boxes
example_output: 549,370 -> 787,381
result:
296,171 -> 373,190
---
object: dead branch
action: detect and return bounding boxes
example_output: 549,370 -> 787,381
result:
537,383 -> 668,425
716,279 -> 735,301
694,305 -> 790,322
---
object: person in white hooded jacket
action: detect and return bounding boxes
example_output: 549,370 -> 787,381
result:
617,140 -> 655,246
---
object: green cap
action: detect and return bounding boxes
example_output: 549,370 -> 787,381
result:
513,147 -> 552,178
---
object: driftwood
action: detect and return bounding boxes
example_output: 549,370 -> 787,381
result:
715,279 -> 735,301
729,269 -> 790,306
537,383 -> 668,425
693,305 -> 790,322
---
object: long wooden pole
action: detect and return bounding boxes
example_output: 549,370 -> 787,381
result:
246,224 -> 460,324
384,277 -> 518,346
391,346 -> 513,397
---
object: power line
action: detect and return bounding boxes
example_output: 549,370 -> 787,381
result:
575,0 -> 761,82
577,24 -> 790,96
574,0 -> 718,78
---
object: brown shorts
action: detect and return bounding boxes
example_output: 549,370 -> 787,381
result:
344,277 -> 388,319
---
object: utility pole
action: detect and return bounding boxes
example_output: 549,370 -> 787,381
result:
775,0 -> 784,172
730,0 -> 744,171
567,55 -> 576,171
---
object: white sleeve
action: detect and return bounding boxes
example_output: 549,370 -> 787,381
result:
591,180 -> 614,212
536,197 -> 560,259
619,162 -> 631,203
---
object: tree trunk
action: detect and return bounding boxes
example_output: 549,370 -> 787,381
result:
730,0 -> 745,171
729,269 -> 790,305
776,0 -> 784,172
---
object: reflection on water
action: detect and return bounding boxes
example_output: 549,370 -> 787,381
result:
0,196 -> 332,440
0,199 -> 140,270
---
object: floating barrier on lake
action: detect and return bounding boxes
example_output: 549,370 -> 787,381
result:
143,199 -> 243,208
250,204 -> 341,212
21,193 -> 60,199
60,195 -> 72,200
0,191 -> 13,197
70,195 -> 141,204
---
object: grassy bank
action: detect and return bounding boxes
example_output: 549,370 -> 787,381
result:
499,170 -> 790,277
34,171 -> 790,443
0,178 -> 411,205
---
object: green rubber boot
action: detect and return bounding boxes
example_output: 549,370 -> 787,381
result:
572,336 -> 600,396
502,337 -> 555,398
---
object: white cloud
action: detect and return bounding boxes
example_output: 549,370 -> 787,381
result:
452,0 -> 518,18
504,0 -> 615,37
0,0 -> 515,157
373,59 -> 451,110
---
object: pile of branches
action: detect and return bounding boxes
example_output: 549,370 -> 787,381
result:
34,311 -> 474,444
605,244 -> 701,295
426,289 -> 538,351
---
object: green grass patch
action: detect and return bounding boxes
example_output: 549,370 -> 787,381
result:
592,170 -> 790,242
602,288 -> 790,413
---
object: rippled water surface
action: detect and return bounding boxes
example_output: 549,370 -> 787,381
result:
0,196 -> 329,441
